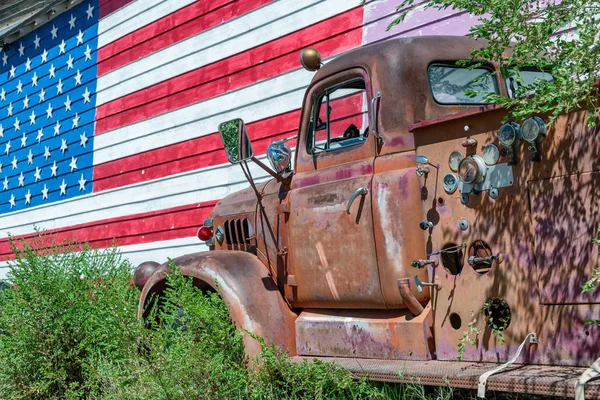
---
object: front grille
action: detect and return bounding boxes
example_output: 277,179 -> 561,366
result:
223,218 -> 253,250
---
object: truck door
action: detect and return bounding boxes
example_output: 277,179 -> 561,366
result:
287,69 -> 385,309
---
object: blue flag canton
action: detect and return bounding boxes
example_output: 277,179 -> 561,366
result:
0,1 -> 99,214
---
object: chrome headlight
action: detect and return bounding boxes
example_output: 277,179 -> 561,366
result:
267,139 -> 292,174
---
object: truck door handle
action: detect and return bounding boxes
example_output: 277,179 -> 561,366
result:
346,187 -> 369,214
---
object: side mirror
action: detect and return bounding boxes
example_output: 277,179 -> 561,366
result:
218,119 -> 254,164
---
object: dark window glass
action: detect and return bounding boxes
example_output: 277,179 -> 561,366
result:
505,70 -> 554,98
428,64 -> 498,104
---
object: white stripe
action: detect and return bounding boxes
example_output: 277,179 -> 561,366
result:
94,65 -> 313,164
0,156 -> 272,237
98,0 -> 197,47
96,0 -> 353,105
0,237 -> 208,277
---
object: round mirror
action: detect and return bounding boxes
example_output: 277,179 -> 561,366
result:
300,48 -> 322,72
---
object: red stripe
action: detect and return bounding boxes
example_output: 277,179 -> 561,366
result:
94,7 -> 364,134
93,96 -> 364,191
100,0 -> 135,18
0,201 -> 217,260
98,0 -> 272,75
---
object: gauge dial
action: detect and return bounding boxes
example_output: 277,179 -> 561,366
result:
498,122 -> 521,147
443,173 -> 459,194
458,155 -> 486,184
521,116 -> 546,143
482,144 -> 500,165
448,151 -> 464,172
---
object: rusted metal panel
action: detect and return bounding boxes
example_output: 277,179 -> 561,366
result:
372,151 -> 431,307
137,251 -> 298,361
295,305 -> 434,360
413,107 -> 600,366
529,171 -> 600,304
288,158 -> 385,308
294,356 -> 600,399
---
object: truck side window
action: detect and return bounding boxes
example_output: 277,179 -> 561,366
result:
428,64 -> 498,105
308,78 -> 369,154
505,69 -> 553,98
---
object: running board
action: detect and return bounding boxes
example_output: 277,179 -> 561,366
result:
293,356 -> 600,399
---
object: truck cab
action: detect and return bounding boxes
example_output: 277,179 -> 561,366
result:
137,36 -> 600,398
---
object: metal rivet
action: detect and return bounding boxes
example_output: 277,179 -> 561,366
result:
460,193 -> 470,205
464,125 -> 471,132
489,187 -> 499,199
459,219 -> 469,231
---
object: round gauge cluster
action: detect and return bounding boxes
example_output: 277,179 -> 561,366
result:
443,173 -> 459,194
498,122 -> 521,148
521,116 -> 546,143
448,151 -> 464,172
482,144 -> 500,165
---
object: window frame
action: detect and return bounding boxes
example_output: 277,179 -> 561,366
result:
427,62 -> 499,106
307,77 -> 369,155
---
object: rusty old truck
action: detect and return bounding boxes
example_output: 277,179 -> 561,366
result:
134,36 -> 600,398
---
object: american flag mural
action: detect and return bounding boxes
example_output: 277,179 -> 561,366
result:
0,0 -> 476,276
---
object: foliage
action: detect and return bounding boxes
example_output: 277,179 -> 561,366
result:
361,0 -> 600,126
457,313 -> 481,361
0,235 -> 141,399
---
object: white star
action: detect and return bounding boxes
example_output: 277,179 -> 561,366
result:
7,102 -> 13,116
56,78 -> 64,94
72,113 -> 80,128
33,34 -> 40,49
27,149 -> 33,164
60,138 -> 68,153
64,96 -> 72,111
76,30 -> 84,45
59,40 -> 66,54
16,80 -> 22,93
36,128 -> 43,143
9,194 -> 15,208
51,25 -> 58,39
21,132 -> 27,147
43,146 -> 51,160
9,65 -> 16,78
2,53 -> 7,66
23,95 -> 30,109
29,110 -> 35,125
78,174 -> 86,191
69,156 -> 78,172
41,184 -> 48,200
50,161 -> 58,176
18,172 -> 24,187
66,55 -> 74,69
2,177 -> 7,190
31,72 -> 38,87
46,103 -> 53,118
41,49 -> 48,63
34,166 -> 41,181
0,88 -> 5,101
48,63 -> 56,78
82,87 -> 91,103
4,140 -> 10,155
60,179 -> 67,195
86,4 -> 95,19
11,155 -> 17,170
18,42 -> 24,57
84,45 -> 92,61
38,87 -> 46,103
13,117 -> 20,131
25,57 -> 31,71
74,70 -> 82,86
80,132 -> 88,147
0,124 -> 3,137
69,14 -> 76,29
25,190 -> 31,205
54,121 -> 61,136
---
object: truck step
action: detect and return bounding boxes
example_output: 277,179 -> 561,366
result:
292,356 -> 600,399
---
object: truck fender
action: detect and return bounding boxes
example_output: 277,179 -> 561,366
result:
137,250 -> 297,361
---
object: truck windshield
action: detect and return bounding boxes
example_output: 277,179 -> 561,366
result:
309,78 -> 368,154
428,64 -> 498,105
